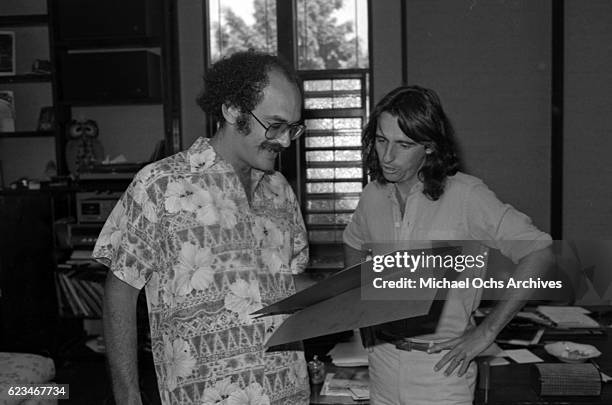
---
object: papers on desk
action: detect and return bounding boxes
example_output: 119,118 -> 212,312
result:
503,349 -> 544,364
536,306 -> 600,328
327,331 -> 369,367
320,368 -> 369,400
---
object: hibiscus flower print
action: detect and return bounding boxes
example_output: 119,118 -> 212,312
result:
133,181 -> 158,223
162,335 -> 197,391
224,279 -> 262,322
190,147 -> 216,171
165,181 -> 194,214
174,242 -> 215,296
216,196 -> 238,228
261,247 -> 283,273
226,383 -> 270,405
97,202 -> 127,248
201,378 -> 240,404
186,185 -> 220,226
252,218 -> 284,249
209,186 -> 238,229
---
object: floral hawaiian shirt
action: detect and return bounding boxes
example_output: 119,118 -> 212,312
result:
93,137 -> 310,404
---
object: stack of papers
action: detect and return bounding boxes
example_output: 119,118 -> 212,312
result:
327,331 -> 368,367
536,306 -> 600,328
320,369 -> 369,400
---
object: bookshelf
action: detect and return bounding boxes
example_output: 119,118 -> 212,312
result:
55,264 -> 105,319
0,0 -> 180,186
0,2 -> 59,185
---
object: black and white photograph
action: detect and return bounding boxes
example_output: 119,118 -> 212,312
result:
0,1 -> 611,404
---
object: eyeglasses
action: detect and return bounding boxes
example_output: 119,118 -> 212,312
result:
248,111 -> 306,141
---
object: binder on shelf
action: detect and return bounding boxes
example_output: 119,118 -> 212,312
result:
55,273 -> 71,317
57,273 -> 80,316
71,278 -> 100,317
56,263 -> 106,318
78,279 -> 103,316
61,272 -> 90,316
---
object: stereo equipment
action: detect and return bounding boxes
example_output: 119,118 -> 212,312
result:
60,51 -> 162,102
67,224 -> 103,248
76,192 -> 122,223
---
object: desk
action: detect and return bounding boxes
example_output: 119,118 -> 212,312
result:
474,332 -> 612,404
311,328 -> 612,404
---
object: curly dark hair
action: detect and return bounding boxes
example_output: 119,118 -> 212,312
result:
363,85 -> 460,201
196,51 -> 299,131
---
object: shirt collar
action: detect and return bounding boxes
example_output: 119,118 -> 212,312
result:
187,137 -> 219,173
384,180 -> 424,200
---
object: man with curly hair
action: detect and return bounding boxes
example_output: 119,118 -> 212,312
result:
94,51 -> 310,404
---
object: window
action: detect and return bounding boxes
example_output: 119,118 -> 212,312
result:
300,72 -> 368,269
204,0 -> 371,270
207,0 -> 277,63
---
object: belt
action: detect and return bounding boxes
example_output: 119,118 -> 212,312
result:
376,330 -> 435,352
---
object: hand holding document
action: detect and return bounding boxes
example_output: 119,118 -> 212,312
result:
256,252 -> 442,347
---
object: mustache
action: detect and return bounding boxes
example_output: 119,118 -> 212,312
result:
260,141 -> 285,153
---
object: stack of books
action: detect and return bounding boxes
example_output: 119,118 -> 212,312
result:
56,264 -> 106,318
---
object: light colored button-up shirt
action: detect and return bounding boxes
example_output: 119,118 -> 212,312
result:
344,172 -> 552,340
94,137 -> 310,404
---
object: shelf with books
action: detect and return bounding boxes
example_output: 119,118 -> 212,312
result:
0,5 -> 61,183
55,264 -> 106,319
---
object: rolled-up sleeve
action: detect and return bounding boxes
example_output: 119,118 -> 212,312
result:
465,182 -> 552,264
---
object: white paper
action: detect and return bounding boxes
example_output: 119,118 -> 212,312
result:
537,306 -> 599,328
504,349 -> 543,364
328,330 -> 369,367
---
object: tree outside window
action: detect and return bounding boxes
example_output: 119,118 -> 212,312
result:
208,0 -> 368,70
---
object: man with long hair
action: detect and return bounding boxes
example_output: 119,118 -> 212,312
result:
344,85 -> 553,404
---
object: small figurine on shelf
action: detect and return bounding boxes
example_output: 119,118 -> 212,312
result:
65,118 -> 104,176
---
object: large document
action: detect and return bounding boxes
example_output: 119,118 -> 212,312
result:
256,245 -> 464,347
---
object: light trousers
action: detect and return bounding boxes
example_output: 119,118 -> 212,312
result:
369,342 -> 477,405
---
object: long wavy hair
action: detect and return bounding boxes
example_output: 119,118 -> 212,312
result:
363,85 -> 460,201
